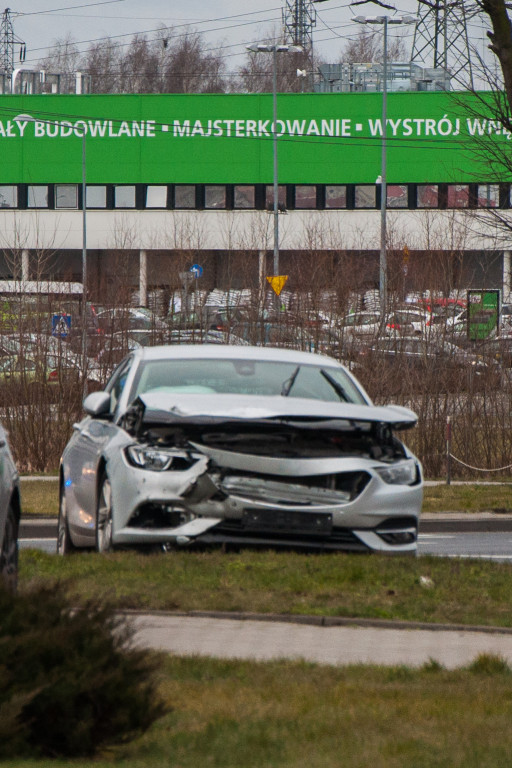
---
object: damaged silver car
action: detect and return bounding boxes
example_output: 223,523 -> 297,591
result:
58,345 -> 423,555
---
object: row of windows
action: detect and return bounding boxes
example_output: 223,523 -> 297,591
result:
0,182 -> 508,211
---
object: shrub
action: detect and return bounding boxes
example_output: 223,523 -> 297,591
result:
467,653 -> 512,675
0,582 -> 166,758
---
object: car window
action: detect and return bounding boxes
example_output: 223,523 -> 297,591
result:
130,358 -> 368,404
106,357 -> 133,413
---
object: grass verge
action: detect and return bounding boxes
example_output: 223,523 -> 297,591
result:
20,477 -> 58,517
422,482 -> 512,513
19,548 -> 512,628
3,654 -> 512,767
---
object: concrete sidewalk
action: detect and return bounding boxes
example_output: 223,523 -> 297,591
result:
127,611 -> 512,669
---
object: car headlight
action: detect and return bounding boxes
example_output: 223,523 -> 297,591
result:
126,445 -> 175,471
375,459 -> 418,485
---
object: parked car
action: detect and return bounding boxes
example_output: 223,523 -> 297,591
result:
356,335 -> 501,392
231,320 -> 317,350
0,425 -> 21,590
385,309 -> 431,336
97,307 -> 166,334
58,345 -> 423,556
168,329 -> 249,346
340,311 -> 382,339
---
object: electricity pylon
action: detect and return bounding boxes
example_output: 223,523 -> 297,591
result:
411,0 -> 479,89
0,8 -> 26,86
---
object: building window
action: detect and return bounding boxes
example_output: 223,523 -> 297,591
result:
146,185 -> 167,208
114,185 -> 136,208
27,186 -> 49,208
355,185 -> 376,208
477,184 -> 500,208
86,185 -> 107,208
174,185 -> 195,209
265,185 -> 286,209
234,185 -> 255,209
295,185 -> 317,208
447,184 -> 469,208
205,185 -> 226,209
0,186 -> 17,208
55,184 -> 78,209
387,184 -> 408,208
325,185 -> 347,209
417,184 -> 439,208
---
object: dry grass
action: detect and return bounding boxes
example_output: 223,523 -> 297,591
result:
20,477 -> 58,517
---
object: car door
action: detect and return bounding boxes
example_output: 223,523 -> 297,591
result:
63,356 -> 134,544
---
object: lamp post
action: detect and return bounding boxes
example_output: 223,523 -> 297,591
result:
314,1 -> 417,316
15,113 -> 88,396
354,14 -> 418,319
246,42 -> 302,313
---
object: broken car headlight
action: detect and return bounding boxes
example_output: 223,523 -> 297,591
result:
126,445 -> 175,471
374,459 -> 418,486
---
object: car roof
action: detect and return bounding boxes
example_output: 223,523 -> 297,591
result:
133,343 -> 343,367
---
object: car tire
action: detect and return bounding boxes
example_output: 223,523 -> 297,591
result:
57,487 -> 77,555
0,503 -> 18,592
96,473 -> 114,554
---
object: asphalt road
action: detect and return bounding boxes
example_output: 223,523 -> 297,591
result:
18,518 -> 512,560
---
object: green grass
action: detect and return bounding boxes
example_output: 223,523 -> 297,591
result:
19,548 -> 512,628
3,654 -> 512,767
422,482 -> 512,514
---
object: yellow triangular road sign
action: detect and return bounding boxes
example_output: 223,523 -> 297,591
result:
266,275 -> 288,296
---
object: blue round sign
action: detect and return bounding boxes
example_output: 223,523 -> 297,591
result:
190,264 -> 203,278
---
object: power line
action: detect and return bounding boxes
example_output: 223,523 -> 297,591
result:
14,1 -> 127,16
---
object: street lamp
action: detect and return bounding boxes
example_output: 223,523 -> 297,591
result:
246,42 -> 302,312
354,14 -> 418,319
15,113 -> 88,396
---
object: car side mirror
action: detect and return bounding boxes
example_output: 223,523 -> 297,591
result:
83,391 -> 111,418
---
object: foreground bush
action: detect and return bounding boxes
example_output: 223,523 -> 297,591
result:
0,582 -> 165,758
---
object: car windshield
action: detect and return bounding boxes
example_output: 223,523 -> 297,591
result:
130,358 -> 368,404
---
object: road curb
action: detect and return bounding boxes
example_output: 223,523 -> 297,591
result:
118,608 -> 512,636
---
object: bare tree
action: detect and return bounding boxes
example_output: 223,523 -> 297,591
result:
476,0 -> 512,108
85,38 -> 122,94
159,28 -> 227,94
39,26 -> 228,94
37,33 -> 81,76
341,26 -> 407,63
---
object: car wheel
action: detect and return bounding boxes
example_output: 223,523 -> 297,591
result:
57,487 -> 77,555
0,504 -> 18,592
96,473 -> 114,554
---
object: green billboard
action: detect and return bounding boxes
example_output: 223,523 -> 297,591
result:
0,90 -> 507,185
467,289 -> 500,340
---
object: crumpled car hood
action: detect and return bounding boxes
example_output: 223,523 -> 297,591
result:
134,392 -> 418,430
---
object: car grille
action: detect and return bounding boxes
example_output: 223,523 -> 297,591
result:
221,471 -> 371,506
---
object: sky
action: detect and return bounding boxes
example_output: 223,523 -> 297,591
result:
8,0 -> 494,81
